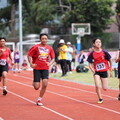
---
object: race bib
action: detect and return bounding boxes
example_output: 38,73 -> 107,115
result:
15,54 -> 19,59
0,59 -> 6,65
96,62 -> 106,71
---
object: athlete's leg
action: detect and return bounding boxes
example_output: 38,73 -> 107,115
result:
118,71 -> 120,100
119,79 -> 120,94
39,79 -> 48,98
118,79 -> 120,100
33,82 -> 40,90
36,79 -> 48,106
94,75 -> 102,99
2,71 -> 8,95
33,69 -> 41,90
101,78 -> 108,91
2,71 -> 8,87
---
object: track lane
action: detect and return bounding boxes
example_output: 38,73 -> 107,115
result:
4,71 -> 120,120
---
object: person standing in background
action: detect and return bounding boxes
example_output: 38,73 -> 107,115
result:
66,42 -> 73,73
115,49 -> 120,100
72,45 -> 77,70
78,50 -> 85,64
14,47 -> 20,73
0,37 -> 14,95
58,39 -> 68,77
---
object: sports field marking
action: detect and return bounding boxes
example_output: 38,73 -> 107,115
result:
7,78 -> 120,115
0,117 -> 4,120
0,87 -> 73,120
12,74 -> 117,99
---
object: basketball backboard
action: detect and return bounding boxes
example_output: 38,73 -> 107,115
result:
71,23 -> 91,36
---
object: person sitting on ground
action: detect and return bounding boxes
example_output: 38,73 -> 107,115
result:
21,59 -> 28,70
78,50 -> 85,64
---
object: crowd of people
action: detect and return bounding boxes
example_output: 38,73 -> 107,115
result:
0,35 -> 120,106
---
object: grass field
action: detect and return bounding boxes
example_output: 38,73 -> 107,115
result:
49,70 -> 119,90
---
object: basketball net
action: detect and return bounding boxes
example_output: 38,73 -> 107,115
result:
77,28 -> 85,37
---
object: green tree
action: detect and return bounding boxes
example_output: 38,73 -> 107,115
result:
62,0 -> 115,35
0,0 -> 18,37
22,0 -> 57,34
116,0 -> 120,32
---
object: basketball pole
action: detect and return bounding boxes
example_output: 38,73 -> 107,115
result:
19,0 -> 23,65
76,35 -> 81,52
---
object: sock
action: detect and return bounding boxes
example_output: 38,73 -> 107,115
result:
99,98 -> 103,101
3,86 -> 7,90
38,97 -> 42,101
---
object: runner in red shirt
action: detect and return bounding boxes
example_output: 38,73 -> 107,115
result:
27,33 -> 55,106
0,37 -> 14,95
87,38 -> 112,104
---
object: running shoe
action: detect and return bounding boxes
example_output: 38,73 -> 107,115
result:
97,99 -> 103,104
36,100 -> 43,106
118,94 -> 120,101
3,89 -> 7,95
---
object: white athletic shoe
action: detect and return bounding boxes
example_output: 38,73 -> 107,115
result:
36,100 -> 43,106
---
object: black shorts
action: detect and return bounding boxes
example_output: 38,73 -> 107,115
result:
72,58 -> 75,62
94,71 -> 108,78
33,69 -> 49,82
0,63 -> 8,77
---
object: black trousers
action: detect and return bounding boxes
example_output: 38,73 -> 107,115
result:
59,59 -> 67,75
66,60 -> 72,72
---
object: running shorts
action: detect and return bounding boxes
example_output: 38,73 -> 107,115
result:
33,69 -> 49,82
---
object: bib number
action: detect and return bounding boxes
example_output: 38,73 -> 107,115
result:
15,54 -> 19,59
96,63 -> 106,71
0,59 -> 6,65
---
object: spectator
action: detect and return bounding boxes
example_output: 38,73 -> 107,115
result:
21,59 -> 28,70
78,50 -> 85,64
14,47 -> 20,73
58,39 -> 68,77
66,42 -> 73,73
51,64 -> 57,73
72,45 -> 77,70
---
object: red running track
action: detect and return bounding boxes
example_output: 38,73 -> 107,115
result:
0,71 -> 120,120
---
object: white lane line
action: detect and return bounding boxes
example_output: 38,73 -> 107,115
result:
11,74 -> 117,100
0,87 -> 73,120
8,78 -> 120,115
0,117 -> 4,120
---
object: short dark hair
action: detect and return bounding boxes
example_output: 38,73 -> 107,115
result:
0,37 -> 6,41
39,33 -> 48,39
92,38 -> 101,43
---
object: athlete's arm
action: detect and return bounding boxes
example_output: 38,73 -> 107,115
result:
109,59 -> 113,77
9,53 -> 14,65
109,59 -> 112,71
115,51 -> 120,63
88,63 -> 95,74
27,55 -> 36,68
48,58 -> 55,67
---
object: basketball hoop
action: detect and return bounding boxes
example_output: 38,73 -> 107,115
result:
77,28 -> 85,37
